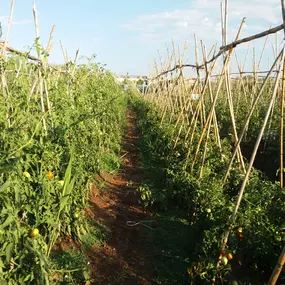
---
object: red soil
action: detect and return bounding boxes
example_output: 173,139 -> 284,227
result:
86,109 -> 155,285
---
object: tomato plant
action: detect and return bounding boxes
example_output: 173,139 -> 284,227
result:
132,95 -> 285,284
0,54 -> 128,283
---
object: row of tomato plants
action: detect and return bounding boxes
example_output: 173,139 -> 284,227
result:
0,56 -> 127,284
131,94 -> 285,284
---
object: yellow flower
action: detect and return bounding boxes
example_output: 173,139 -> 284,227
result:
46,171 -> 54,179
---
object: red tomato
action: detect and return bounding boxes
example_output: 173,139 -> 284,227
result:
237,232 -> 243,239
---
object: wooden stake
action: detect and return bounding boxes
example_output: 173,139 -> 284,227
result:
1,0 -> 15,57
46,25 -> 56,56
224,0 -> 228,49
33,2 -> 41,59
280,0 -> 285,188
202,43 -> 222,150
267,245 -> 285,285
220,46 -> 285,256
191,18 -> 246,171
223,49 -> 284,183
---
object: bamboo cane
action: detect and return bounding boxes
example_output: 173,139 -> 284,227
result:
184,58 -> 219,168
1,0 -> 15,127
257,29 -> 270,72
199,43 -> 219,176
39,78 -> 47,134
267,245 -> 285,285
224,0 -> 228,53
196,35 -> 207,126
225,63 -> 246,172
46,25 -> 56,57
155,23 -> 284,78
264,89 -> 278,150
159,49 -> 176,124
201,43 -> 222,150
220,2 -> 224,54
191,18 -> 246,171
223,49 -> 284,183
276,33 -> 279,59
33,2 -> 48,133
220,46 -> 285,254
183,56 -> 218,147
60,41 -> 68,64
1,0 -> 15,57
33,2 -> 41,59
214,47 -> 285,285
169,41 -> 179,123
233,51 -> 248,112
280,0 -> 285,188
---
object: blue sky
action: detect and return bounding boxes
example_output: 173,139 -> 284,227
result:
0,0 -> 283,76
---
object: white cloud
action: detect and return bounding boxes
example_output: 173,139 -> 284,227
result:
0,16 -> 32,26
121,9 -> 207,32
122,0 -> 282,44
121,0 -> 283,73
121,8 -> 224,48
193,0 -> 281,24
12,19 -> 32,25
175,21 -> 189,28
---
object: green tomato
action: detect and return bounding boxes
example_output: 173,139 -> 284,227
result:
221,256 -> 228,266
29,228 -> 39,238
23,171 -> 31,179
237,227 -> 243,233
275,235 -> 282,242
206,208 -> 211,213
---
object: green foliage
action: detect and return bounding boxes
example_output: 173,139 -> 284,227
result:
50,249 -> 91,284
136,78 -> 144,86
81,220 -> 107,249
145,211 -> 193,285
132,95 -> 285,284
0,55 -> 127,283
137,184 -> 153,207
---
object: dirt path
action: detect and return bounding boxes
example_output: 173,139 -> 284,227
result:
86,109 -> 155,285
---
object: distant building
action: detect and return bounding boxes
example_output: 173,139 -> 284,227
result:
184,77 -> 197,85
115,73 -> 148,84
